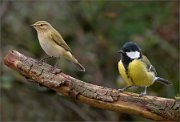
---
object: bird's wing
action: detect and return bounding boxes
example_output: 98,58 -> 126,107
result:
141,55 -> 157,76
50,30 -> 72,52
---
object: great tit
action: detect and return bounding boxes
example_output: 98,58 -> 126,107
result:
117,42 -> 172,96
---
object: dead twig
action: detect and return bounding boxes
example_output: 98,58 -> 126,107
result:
3,50 -> 180,121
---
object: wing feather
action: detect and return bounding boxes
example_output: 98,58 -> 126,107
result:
141,55 -> 157,76
50,30 -> 72,52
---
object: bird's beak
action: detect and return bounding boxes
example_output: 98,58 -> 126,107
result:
117,50 -> 124,54
30,24 -> 35,27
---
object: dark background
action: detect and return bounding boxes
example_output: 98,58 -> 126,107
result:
1,1 -> 179,121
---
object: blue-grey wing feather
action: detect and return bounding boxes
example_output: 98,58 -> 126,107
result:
141,55 -> 157,76
148,65 -> 157,76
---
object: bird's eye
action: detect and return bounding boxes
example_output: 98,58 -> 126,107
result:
123,48 -> 129,52
40,24 -> 43,26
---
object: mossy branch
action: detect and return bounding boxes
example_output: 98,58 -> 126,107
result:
3,50 -> 180,121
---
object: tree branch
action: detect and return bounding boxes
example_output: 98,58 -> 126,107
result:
3,50 -> 180,121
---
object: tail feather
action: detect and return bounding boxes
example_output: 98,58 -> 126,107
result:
154,77 -> 172,85
65,52 -> 85,72
73,62 -> 85,72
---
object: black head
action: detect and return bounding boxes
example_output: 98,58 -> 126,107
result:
118,42 -> 142,67
121,41 -> 141,53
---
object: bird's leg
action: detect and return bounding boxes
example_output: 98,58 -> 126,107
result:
139,86 -> 147,97
118,85 -> 133,92
38,56 -> 52,65
53,59 -> 58,68
48,58 -> 61,74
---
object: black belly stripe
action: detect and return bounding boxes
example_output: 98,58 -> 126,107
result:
127,68 -> 135,85
123,62 -> 135,85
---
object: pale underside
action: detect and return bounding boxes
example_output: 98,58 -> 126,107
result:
37,32 -> 75,62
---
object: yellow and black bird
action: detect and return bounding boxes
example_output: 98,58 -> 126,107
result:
117,42 -> 172,96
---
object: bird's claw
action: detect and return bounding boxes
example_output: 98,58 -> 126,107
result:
48,67 -> 62,74
118,88 -> 126,92
139,92 -> 146,97
37,60 -> 44,66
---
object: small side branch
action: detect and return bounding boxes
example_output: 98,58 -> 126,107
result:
3,50 -> 180,121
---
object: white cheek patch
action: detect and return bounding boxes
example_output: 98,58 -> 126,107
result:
126,51 -> 140,59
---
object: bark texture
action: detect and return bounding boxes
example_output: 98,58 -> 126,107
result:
3,50 -> 180,121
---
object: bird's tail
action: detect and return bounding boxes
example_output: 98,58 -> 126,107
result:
154,77 -> 172,85
73,61 -> 85,72
64,52 -> 85,72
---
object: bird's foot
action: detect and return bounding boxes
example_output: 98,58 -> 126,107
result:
118,86 -> 133,93
139,92 -> 147,97
37,60 -> 44,66
36,58 -> 46,66
118,88 -> 126,92
139,86 -> 147,97
37,56 -> 52,66
48,67 -> 62,74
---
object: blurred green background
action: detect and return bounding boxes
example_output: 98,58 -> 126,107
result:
1,1 -> 179,121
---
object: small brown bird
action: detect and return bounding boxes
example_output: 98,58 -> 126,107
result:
31,21 -> 85,71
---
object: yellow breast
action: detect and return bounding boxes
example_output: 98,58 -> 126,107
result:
118,60 -> 133,86
128,60 -> 155,86
118,60 -> 155,87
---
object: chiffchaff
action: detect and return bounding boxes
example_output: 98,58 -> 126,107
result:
31,21 -> 85,71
